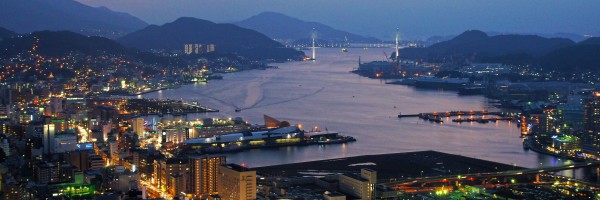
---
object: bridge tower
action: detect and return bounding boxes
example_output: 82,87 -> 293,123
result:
395,28 -> 399,63
394,28 -> 402,76
311,28 -> 317,60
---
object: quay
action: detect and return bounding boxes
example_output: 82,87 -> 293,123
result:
451,116 -> 514,123
398,110 -> 511,123
398,110 -> 501,118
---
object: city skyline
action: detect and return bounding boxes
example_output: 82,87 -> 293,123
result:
2,0 -> 600,199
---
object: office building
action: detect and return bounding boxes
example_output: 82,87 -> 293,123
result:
53,134 -> 78,153
338,169 -> 376,200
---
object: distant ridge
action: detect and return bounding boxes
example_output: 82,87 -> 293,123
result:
399,30 -> 574,61
118,17 -> 304,60
0,31 -> 129,57
399,30 -> 600,73
0,0 -> 148,38
579,37 -> 600,45
236,12 -> 379,43
0,27 -> 16,41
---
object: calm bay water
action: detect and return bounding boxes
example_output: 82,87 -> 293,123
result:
141,48 -> 583,177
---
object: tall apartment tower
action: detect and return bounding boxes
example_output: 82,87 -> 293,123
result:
584,93 -> 600,152
189,156 -> 226,197
132,118 -> 145,137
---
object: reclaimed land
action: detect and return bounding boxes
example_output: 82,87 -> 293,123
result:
254,151 -> 524,180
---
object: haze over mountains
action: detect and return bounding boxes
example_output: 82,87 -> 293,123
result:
235,12 -> 379,43
0,0 -> 147,38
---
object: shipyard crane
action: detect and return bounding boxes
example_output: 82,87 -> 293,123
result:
383,51 -> 391,62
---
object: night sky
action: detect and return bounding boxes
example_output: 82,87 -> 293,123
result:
76,0 -> 600,39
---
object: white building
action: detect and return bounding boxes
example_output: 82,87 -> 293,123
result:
43,124 -> 55,154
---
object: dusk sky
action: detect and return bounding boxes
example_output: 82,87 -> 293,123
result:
77,0 -> 600,39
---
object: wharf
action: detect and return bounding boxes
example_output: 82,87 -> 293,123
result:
398,110 -> 500,118
398,110 -> 510,123
452,116 -> 514,123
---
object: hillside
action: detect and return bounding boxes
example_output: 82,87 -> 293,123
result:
0,27 -> 16,41
118,17 -> 304,60
235,12 -> 379,43
579,37 -> 600,45
539,45 -> 600,72
0,31 -> 129,57
0,0 -> 147,38
399,30 -> 575,62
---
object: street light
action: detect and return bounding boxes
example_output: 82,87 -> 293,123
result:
421,170 -> 424,178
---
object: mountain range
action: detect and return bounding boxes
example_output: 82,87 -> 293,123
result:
118,17 -> 304,60
235,12 -> 379,43
399,30 -> 575,60
399,30 -> 600,72
0,0 -> 147,38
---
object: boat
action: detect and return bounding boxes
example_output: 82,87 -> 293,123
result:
413,76 -> 469,90
342,36 -> 349,53
317,136 -> 356,144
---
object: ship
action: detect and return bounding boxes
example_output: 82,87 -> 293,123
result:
353,29 -> 403,78
413,76 -> 469,90
342,36 -> 349,53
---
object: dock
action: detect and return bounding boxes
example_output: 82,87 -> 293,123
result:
398,110 -> 512,123
451,116 -> 514,123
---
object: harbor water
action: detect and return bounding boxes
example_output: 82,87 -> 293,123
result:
141,48 -> 587,178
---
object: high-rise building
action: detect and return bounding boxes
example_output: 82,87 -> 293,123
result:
156,158 -> 189,191
169,174 -> 187,197
184,43 -> 216,55
109,139 -> 119,165
42,124 -> 55,154
339,168 -> 376,200
207,44 -> 216,53
217,164 -> 256,200
132,118 -> 145,137
189,156 -> 226,197
584,93 -> 600,152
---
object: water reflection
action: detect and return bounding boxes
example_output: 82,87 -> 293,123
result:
142,48 -> 588,179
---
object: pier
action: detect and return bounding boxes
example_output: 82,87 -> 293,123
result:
398,110 -> 512,123
451,116 -> 514,123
